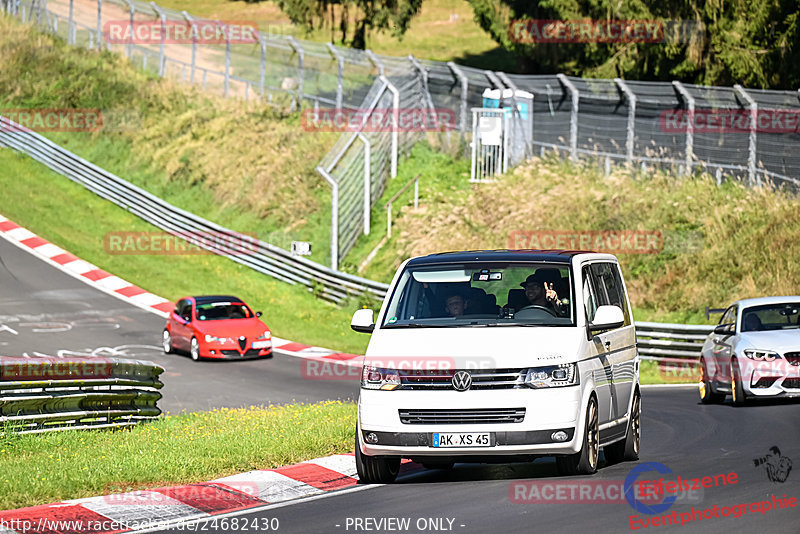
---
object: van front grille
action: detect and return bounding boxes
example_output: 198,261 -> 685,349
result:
398,369 -> 526,390
399,408 -> 526,424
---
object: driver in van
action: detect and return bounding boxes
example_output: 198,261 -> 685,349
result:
445,293 -> 466,317
520,272 -> 565,316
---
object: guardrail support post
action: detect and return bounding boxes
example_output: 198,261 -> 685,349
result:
316,167 -> 338,269
734,84 -> 759,187
357,133 -> 371,235
614,78 -> 637,168
379,75 -> 399,178
182,11 -> 197,84
287,36 -> 304,108
96,0 -> 102,50
220,20 -> 231,97
326,43 -> 344,110
557,74 -> 579,162
672,81 -> 694,176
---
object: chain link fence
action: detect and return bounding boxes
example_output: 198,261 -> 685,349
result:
3,0 -> 799,270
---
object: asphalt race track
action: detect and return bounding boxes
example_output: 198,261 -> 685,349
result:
148,390 -> 800,534
0,237 -> 359,413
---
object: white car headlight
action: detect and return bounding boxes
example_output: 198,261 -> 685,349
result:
744,350 -> 780,362
361,365 -> 401,391
524,363 -> 578,388
204,334 -> 226,343
256,331 -> 271,340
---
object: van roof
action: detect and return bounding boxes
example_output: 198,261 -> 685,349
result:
407,249 -> 598,266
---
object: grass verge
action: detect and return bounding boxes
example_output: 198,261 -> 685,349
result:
0,401 -> 356,510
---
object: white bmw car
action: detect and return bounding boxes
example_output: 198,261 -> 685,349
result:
699,296 -> 800,405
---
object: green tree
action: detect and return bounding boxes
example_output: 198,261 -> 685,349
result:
465,0 -> 799,89
274,0 -> 424,49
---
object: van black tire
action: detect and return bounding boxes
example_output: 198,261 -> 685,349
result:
604,389 -> 641,464
355,432 -> 400,484
556,395 -> 599,476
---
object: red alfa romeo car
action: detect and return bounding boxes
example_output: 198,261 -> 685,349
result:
162,295 -> 272,361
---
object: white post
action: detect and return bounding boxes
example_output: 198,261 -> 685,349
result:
96,0 -> 102,50
259,35 -> 267,97
68,0 -> 74,44
287,36 -> 304,108
365,49 -> 385,77
447,61 -> 468,145
557,74 -> 579,162
316,167 -> 338,269
122,0 -> 134,59
150,3 -> 166,77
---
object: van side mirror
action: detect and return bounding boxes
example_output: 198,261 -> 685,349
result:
351,309 -> 375,333
588,305 -> 624,335
713,323 -> 734,335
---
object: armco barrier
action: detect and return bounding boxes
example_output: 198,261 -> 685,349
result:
0,115 -> 390,304
0,356 -> 164,434
635,321 -> 713,359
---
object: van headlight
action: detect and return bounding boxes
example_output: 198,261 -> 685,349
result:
524,363 -> 578,388
361,365 -> 401,391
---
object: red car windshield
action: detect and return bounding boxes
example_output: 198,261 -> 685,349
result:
196,302 -> 253,321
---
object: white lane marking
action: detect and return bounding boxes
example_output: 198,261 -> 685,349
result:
130,292 -> 168,306
0,324 -> 19,335
63,259 -> 97,275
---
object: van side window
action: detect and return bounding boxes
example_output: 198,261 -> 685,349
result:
590,263 -> 631,326
582,267 -> 599,323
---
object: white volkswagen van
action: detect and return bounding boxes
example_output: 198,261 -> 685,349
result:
351,250 -> 640,483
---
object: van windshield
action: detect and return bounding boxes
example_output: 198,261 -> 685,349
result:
382,262 -> 574,328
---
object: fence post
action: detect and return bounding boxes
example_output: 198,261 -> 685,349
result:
326,43 -> 344,110
379,75 -> 399,178
614,78 -> 636,167
149,3 -> 166,77
287,36 -> 304,108
122,0 -> 134,59
365,49 -> 385,77
447,62 -> 468,149
357,133 -> 371,235
557,74 -> 579,162
96,0 -> 102,50
734,84 -> 759,187
316,167 -> 338,270
67,0 -> 74,43
182,12 -> 197,84
259,35 -> 267,97
224,21 -> 231,97
672,81 -> 694,176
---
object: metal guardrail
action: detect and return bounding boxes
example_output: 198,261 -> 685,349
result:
0,115 -> 391,303
0,356 -> 164,434
635,321 -> 713,360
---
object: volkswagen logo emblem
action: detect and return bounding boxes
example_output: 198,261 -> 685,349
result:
452,371 -> 472,392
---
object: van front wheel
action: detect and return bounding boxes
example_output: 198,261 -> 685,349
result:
556,396 -> 599,476
355,433 -> 400,484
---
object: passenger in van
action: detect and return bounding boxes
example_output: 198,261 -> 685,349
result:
520,271 -> 566,316
445,293 -> 466,317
